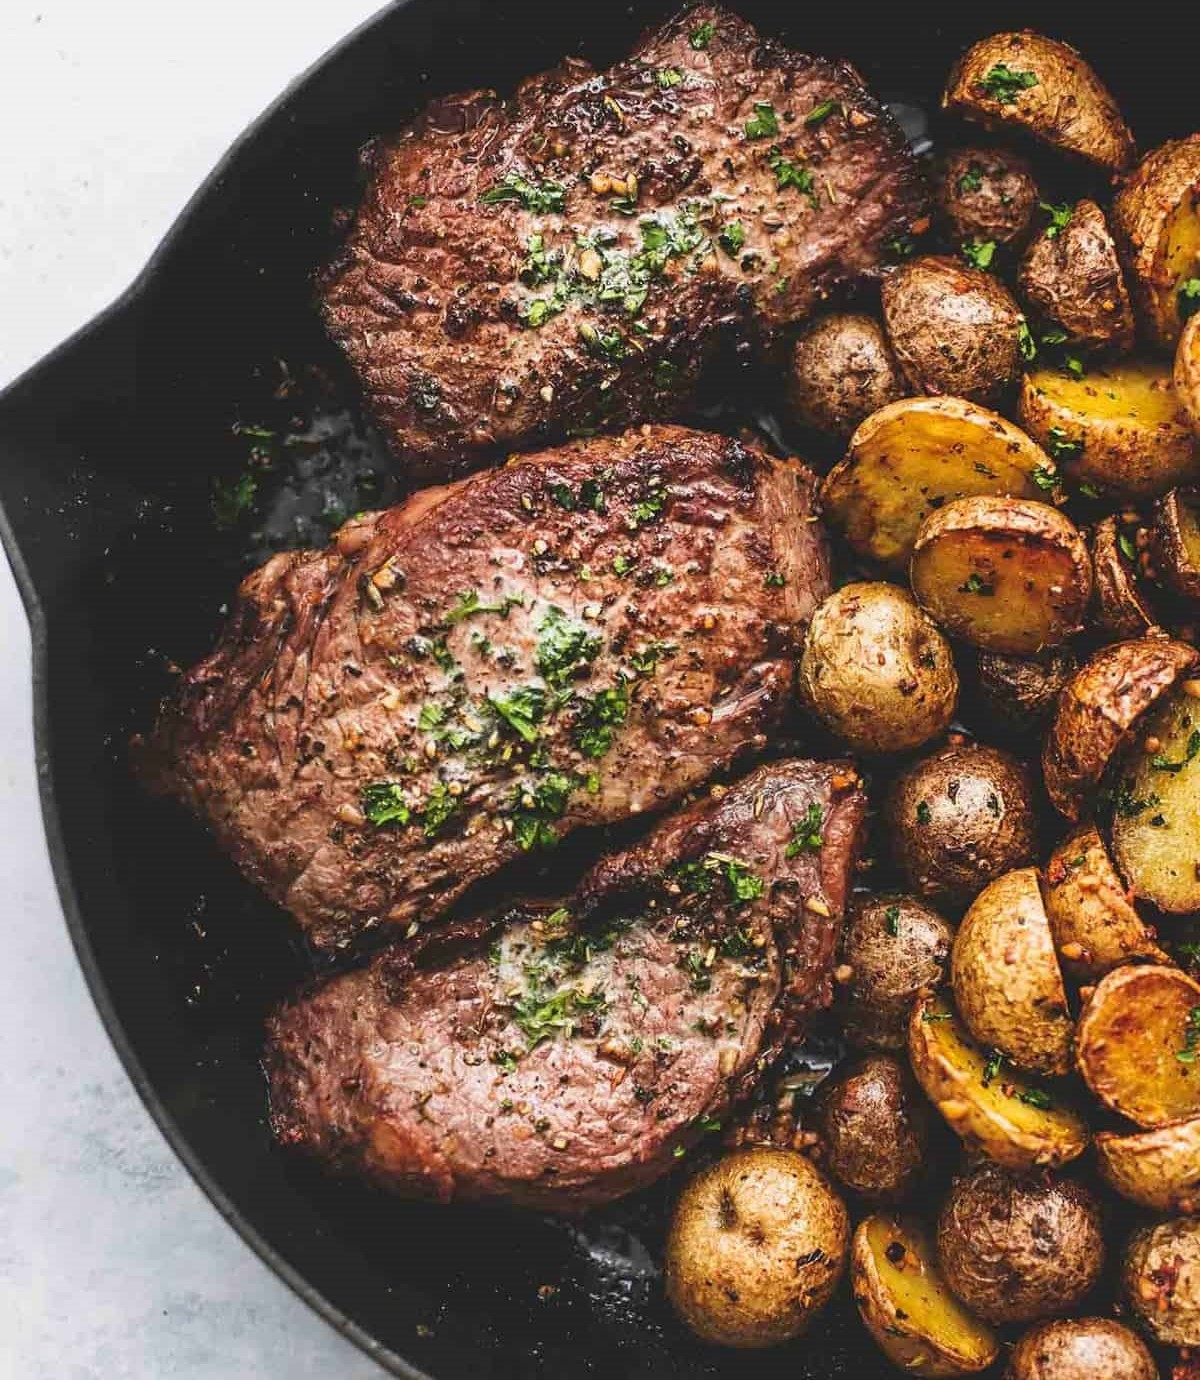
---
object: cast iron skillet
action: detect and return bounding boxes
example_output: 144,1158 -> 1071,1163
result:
1,3 -> 1197,1375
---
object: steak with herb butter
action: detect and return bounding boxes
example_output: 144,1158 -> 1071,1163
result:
136,425 -> 830,951
319,4 -> 927,480
265,759 -> 866,1209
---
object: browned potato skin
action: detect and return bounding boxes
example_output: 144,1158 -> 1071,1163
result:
886,742 -> 1038,909
811,1055 -> 930,1202
1019,200 -> 1136,354
1096,1116 -> 1200,1213
942,31 -> 1135,174
1154,485 -> 1200,601
664,1148 -> 848,1348
882,256 -> 1024,407
910,496 -> 1091,656
1042,824 -> 1166,983
936,146 -> 1039,250
1112,135 -> 1200,351
1041,636 -> 1200,819
1179,310 -> 1200,434
1076,964 -> 1200,1128
973,647 -> 1077,735
838,894 -> 954,1052
787,314 -> 907,441
936,1163 -> 1105,1326
1123,1216 -> 1200,1346
1091,515 -> 1160,640
1005,1318 -> 1156,1380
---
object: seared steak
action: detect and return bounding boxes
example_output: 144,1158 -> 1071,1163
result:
319,4 -> 927,479
265,759 -> 866,1210
137,426 -> 830,951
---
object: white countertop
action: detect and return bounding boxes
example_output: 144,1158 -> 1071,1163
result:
0,4 -> 392,1375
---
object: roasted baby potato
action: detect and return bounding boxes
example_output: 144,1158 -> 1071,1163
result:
951,868 -> 1073,1077
822,396 -> 1057,572
812,1055 -> 930,1202
1111,134 -> 1200,351
936,1162 -> 1105,1326
1076,964 -> 1200,1127
798,582 -> 958,754
852,1214 -> 999,1378
1005,1318 -> 1156,1380
1123,1216 -> 1200,1346
1110,683 -> 1200,914
1179,309 -> 1200,434
1091,515 -> 1159,640
664,1147 -> 848,1348
1042,636 -> 1200,819
910,496 -> 1091,655
881,255 -> 1025,406
787,313 -> 907,441
1096,1116 -> 1200,1213
838,893 -> 955,1052
1018,199 -> 1135,355
1018,358 -> 1199,499
908,992 -> 1088,1172
935,146 -> 1039,252
972,646 -> 1077,736
1154,485 -> 1200,601
942,31 -> 1135,174
886,742 -> 1038,909
1042,824 -> 1166,982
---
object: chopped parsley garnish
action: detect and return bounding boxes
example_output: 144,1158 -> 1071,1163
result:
805,100 -> 841,126
979,63 -> 1039,104
1179,278 -> 1200,321
656,67 -> 682,88
519,233 -> 557,286
1078,482 -> 1101,500
212,473 -> 258,530
549,477 -> 606,513
510,771 -> 574,851
417,702 -> 447,733
421,782 -> 460,838
1112,779 -> 1161,818
536,606 -> 602,687
884,233 -> 916,260
884,904 -> 901,938
1016,1087 -> 1053,1110
1045,426 -> 1083,463
674,853 -> 765,906
962,239 -> 997,270
958,572 -> 994,595
361,781 -> 411,828
488,684 -> 548,743
1151,729 -> 1200,774
521,294 -> 563,329
1040,202 -> 1073,239
916,801 -> 932,826
573,684 -> 630,758
578,322 -> 626,360
1118,530 -> 1138,562
764,570 -> 786,587
1017,318 -> 1037,361
957,164 -> 984,195
444,589 -> 524,624
481,172 -> 566,213
627,640 -> 674,676
1032,465 -> 1058,491
785,803 -> 824,857
718,220 -> 746,257
767,147 -> 820,208
689,19 -> 715,49
511,985 -> 606,1049
744,101 -> 780,140
1179,1007 -> 1200,1064
631,479 -> 667,527
612,552 -> 637,577
982,1049 -> 1003,1087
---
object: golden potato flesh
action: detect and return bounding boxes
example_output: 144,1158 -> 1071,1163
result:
910,496 -> 1090,655
1076,964 -> 1200,1127
822,396 -> 1057,572
1006,1318 -> 1157,1380
951,868 -> 1072,1077
1018,359 -> 1199,499
1179,310 -> 1200,434
852,1215 -> 999,1378
1096,1115 -> 1200,1213
1123,1216 -> 1200,1346
664,1148 -> 848,1348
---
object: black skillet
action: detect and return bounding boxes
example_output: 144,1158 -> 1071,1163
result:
0,3 -> 1195,1375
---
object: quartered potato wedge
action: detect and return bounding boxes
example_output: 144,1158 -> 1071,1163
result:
1097,1116 -> 1200,1213
1090,515 -> 1159,640
851,1215 -> 999,1378
907,992 -> 1088,1171
1179,310 -> 1200,435
1154,485 -> 1200,602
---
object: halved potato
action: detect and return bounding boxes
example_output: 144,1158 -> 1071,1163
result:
951,868 -> 1073,1076
1076,963 -> 1200,1127
1091,515 -> 1159,640
1018,359 -> 1199,499
851,1214 -> 999,1377
1042,636 -> 1200,820
822,397 -> 1057,573
910,496 -> 1090,655
1154,486 -> 1200,602
1096,1116 -> 1200,1213
1042,824 -> 1167,983
1111,135 -> 1200,352
907,992 -> 1088,1171
1110,684 -> 1200,914
1180,310 -> 1200,434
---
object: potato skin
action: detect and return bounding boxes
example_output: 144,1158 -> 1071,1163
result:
1005,1318 -> 1156,1380
942,30 -> 1135,174
1041,636 -> 1200,820
664,1148 -> 848,1348
1018,200 -> 1135,355
1096,1116 -> 1200,1213
798,583 -> 958,755
882,255 -> 1024,406
1154,485 -> 1200,601
886,742 -> 1038,909
812,1055 -> 930,1201
787,313 -> 907,441
973,647 -> 1077,736
910,496 -> 1091,656
1123,1216 -> 1200,1346
1179,310 -> 1200,435
951,868 -> 1072,1077
1091,515 -> 1159,640
936,146 -> 1039,250
838,893 -> 954,1052
1112,135 -> 1200,351
936,1163 -> 1105,1326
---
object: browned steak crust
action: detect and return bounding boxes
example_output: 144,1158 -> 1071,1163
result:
319,4 -> 927,479
265,759 -> 866,1210
136,426 -> 830,951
